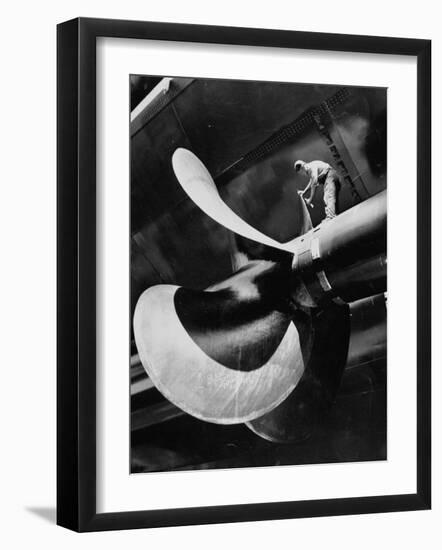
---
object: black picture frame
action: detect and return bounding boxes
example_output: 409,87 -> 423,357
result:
57,17 -> 431,532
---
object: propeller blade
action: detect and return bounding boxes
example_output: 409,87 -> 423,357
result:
246,294 -> 386,443
247,302 -> 351,442
134,260 -> 309,424
172,148 -> 300,253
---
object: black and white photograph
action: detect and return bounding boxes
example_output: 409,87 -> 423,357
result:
130,76 -> 387,473
0,0 -> 435,542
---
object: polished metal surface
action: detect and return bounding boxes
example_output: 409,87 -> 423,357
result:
134,150 -> 387,428
130,79 -> 387,472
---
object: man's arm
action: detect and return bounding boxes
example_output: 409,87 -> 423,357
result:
305,179 -> 318,203
304,165 -> 320,203
299,179 -> 312,197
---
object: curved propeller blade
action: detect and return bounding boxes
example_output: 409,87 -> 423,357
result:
247,295 -> 386,443
134,260 -> 309,424
247,302 -> 351,442
172,148 -> 299,253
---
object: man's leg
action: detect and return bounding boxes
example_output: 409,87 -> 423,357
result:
323,173 -> 339,220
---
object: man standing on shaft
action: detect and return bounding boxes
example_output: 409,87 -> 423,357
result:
294,159 -> 341,220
